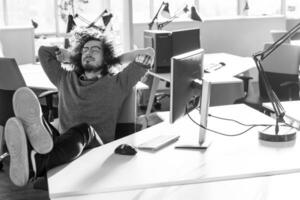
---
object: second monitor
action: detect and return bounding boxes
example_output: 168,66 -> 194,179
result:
144,28 -> 201,73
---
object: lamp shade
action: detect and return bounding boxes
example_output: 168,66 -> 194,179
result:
190,6 -> 202,22
183,5 -> 189,13
31,19 -> 38,29
243,1 -> 250,11
66,14 -> 76,33
161,2 -> 171,18
102,13 -> 113,26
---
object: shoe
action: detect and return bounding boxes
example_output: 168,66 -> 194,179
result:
13,87 -> 53,154
4,117 -> 37,187
86,125 -> 103,149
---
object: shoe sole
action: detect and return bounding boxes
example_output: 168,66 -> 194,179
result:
5,117 -> 29,187
13,87 -> 53,154
0,126 -> 4,156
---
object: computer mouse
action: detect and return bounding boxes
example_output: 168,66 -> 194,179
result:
114,144 -> 137,155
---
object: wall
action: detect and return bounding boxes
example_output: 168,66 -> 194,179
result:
133,16 -> 286,57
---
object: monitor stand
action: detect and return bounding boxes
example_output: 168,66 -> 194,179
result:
175,79 -> 212,150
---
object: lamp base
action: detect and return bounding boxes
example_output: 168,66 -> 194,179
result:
259,125 -> 297,142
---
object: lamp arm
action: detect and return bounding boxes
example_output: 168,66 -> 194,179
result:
157,14 -> 180,30
157,17 -> 176,30
74,14 -> 105,32
87,9 -> 108,28
253,56 -> 285,134
148,1 -> 166,30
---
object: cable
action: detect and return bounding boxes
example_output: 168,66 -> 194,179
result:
186,111 -> 265,137
208,113 -> 274,127
201,108 -> 299,131
195,107 -> 274,127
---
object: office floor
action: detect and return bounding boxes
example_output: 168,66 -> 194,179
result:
0,161 -> 49,200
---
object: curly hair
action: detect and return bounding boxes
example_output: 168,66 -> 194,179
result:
70,32 -> 120,76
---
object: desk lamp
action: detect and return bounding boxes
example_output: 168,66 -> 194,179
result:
74,10 -> 113,32
64,11 -> 113,48
87,9 -> 113,29
157,5 -> 202,30
148,2 -> 170,30
253,21 -> 300,142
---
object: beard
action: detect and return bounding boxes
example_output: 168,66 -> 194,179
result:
82,62 -> 103,73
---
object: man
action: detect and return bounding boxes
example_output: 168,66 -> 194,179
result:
4,29 -> 155,186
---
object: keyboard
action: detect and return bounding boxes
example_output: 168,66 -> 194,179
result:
137,134 -> 180,151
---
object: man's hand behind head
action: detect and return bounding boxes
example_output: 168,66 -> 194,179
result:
137,47 -> 155,67
55,48 -> 71,63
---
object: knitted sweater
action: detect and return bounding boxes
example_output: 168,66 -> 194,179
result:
38,46 -> 147,143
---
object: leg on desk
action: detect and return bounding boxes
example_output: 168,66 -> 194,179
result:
35,123 -> 102,176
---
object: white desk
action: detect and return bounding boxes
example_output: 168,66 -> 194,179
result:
48,104 -> 300,199
145,53 -> 255,120
48,172 -> 300,200
19,63 -> 56,90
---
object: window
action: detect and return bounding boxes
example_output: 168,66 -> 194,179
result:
0,0 -> 291,35
57,0 -> 105,34
246,0 -> 281,16
132,0 -> 150,23
1,0 -> 56,34
199,0 -> 238,18
286,0 -> 300,18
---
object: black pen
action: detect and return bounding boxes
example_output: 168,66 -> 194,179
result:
175,146 -> 208,150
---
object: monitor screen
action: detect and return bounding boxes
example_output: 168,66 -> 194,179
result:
172,28 -> 200,57
170,48 -> 211,145
170,48 -> 204,123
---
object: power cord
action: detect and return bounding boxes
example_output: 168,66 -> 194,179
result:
186,111 -> 268,137
190,106 -> 298,137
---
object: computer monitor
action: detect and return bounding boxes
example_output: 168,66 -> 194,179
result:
170,49 -> 211,147
144,28 -> 201,73
172,28 -> 201,57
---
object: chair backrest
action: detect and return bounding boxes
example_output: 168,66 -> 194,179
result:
115,86 -> 139,139
259,43 -> 300,101
0,89 -> 15,156
0,58 -> 26,90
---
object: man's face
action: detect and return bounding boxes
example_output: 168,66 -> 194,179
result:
81,40 -> 104,72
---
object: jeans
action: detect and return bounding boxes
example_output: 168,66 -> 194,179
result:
34,121 -> 102,177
